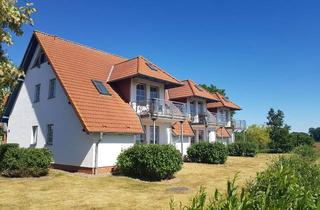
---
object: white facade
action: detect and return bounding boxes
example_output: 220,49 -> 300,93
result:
6,45 -> 135,168
172,136 -> 191,156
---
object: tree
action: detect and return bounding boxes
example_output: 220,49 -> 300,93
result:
309,127 -> 320,142
0,0 -> 36,117
289,132 -> 314,147
245,124 -> 270,149
199,84 -> 227,97
267,108 -> 292,153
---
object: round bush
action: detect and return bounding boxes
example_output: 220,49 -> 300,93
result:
187,142 -> 228,164
116,144 -> 182,181
1,147 -> 52,177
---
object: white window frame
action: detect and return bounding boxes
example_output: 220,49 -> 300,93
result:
46,124 -> 54,146
48,78 -> 56,99
31,125 -> 38,145
34,84 -> 41,103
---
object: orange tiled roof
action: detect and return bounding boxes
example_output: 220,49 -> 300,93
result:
207,92 -> 241,110
167,80 -> 219,101
216,127 -> 231,138
172,121 -> 194,137
34,31 -> 143,134
108,56 -> 182,88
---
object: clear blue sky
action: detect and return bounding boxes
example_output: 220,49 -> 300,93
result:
6,0 -> 320,132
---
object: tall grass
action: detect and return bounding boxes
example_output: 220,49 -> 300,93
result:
170,150 -> 320,210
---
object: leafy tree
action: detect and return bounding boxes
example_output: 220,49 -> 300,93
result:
0,0 -> 36,117
199,84 -> 226,97
290,132 -> 314,147
267,108 -> 292,153
309,127 -> 320,142
245,124 -> 270,149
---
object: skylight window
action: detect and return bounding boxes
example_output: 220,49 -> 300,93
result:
92,80 -> 111,95
146,62 -> 158,71
195,85 -> 203,92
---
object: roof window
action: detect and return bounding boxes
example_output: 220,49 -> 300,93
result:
92,80 -> 111,95
146,62 -> 158,71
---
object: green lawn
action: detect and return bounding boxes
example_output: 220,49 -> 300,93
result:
0,154 -> 277,210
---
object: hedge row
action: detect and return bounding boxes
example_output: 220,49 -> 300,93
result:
0,144 -> 52,177
187,142 -> 228,164
228,141 -> 258,157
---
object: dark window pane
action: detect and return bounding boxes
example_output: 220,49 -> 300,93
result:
92,80 -> 111,95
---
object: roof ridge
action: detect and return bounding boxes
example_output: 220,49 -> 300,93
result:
33,30 -> 127,60
141,56 -> 181,84
113,56 -> 139,66
187,80 -> 196,96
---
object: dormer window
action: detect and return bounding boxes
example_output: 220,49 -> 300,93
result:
32,49 -> 48,68
146,62 -> 158,71
92,80 -> 111,95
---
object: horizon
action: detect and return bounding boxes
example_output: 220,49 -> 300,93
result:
5,0 -> 320,132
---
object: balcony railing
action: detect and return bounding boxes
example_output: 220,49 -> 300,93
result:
191,111 -> 233,127
130,98 -> 187,120
232,120 -> 247,131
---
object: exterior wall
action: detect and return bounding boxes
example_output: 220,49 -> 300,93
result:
140,119 -> 172,145
186,97 -> 207,122
96,133 -> 135,167
217,107 -> 232,127
130,78 -> 165,102
7,45 -> 95,168
110,78 -> 131,103
172,136 -> 191,156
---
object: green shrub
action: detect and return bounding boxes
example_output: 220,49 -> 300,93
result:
170,156 -> 320,209
290,132 -> 315,147
116,144 -> 182,181
1,147 -> 52,177
228,141 -> 258,157
187,142 -> 228,164
0,143 -> 19,170
293,145 -> 318,161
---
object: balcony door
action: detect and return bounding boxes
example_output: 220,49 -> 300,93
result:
136,83 -> 146,105
150,86 -> 159,99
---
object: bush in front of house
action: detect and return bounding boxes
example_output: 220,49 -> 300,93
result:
0,143 -> 19,170
187,142 -> 228,164
1,146 -> 52,177
116,144 -> 182,181
228,141 -> 258,157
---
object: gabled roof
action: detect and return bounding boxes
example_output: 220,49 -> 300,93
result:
27,31 -> 143,134
216,127 -> 231,138
207,92 -> 241,110
167,80 -> 219,102
108,56 -> 182,88
172,121 -> 194,137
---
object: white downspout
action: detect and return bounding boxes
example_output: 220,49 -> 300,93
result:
94,132 -> 103,175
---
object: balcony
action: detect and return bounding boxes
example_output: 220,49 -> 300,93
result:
232,120 -> 247,131
130,98 -> 187,120
191,111 -> 232,127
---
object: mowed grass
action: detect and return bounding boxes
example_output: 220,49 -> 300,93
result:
0,154 -> 277,210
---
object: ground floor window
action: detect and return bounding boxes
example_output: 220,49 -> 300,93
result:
150,125 -> 159,144
191,136 -> 196,144
46,124 -> 54,146
136,125 -> 147,144
198,130 -> 204,141
31,125 -> 38,145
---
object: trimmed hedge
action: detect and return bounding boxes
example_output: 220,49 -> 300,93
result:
187,142 -> 228,164
228,141 -> 258,157
116,144 -> 182,181
0,145 -> 52,177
